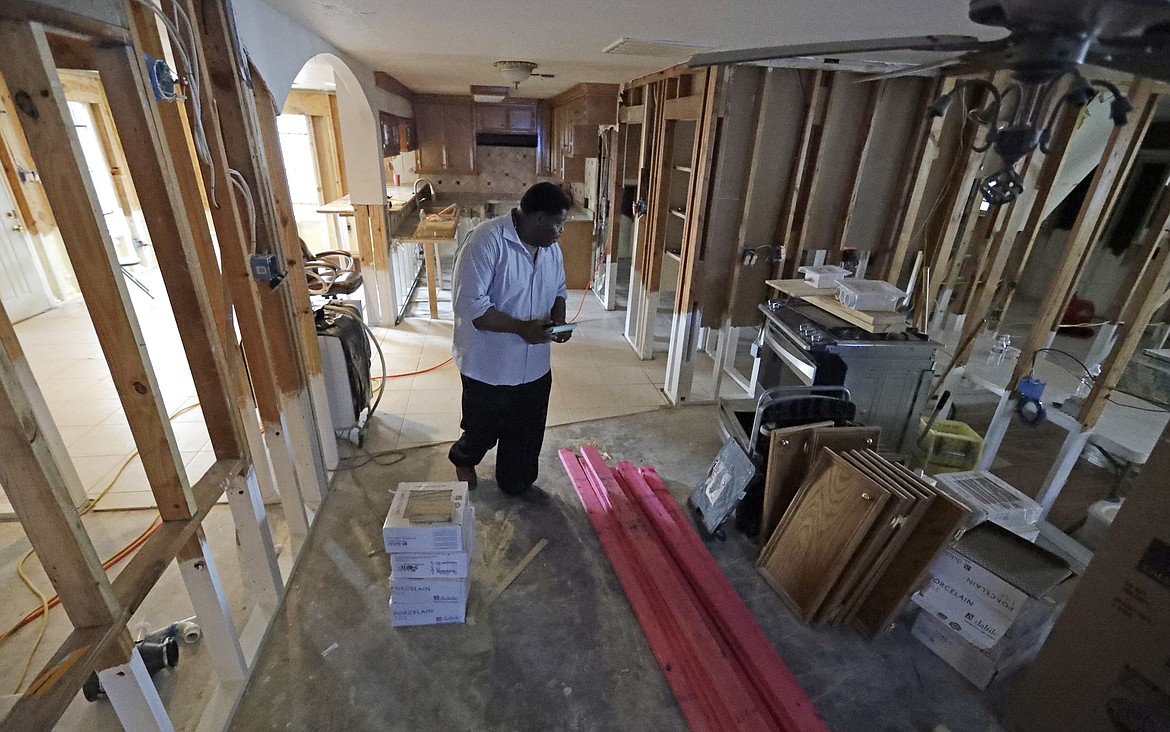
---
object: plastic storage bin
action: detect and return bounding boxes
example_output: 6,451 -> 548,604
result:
797,264 -> 851,289
917,418 -> 984,474
836,279 -> 907,312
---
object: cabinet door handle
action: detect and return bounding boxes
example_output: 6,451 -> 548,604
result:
442,148 -> 448,168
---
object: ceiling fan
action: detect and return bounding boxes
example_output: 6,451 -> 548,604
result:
689,0 -> 1170,205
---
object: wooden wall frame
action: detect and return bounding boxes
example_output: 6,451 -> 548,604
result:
0,2 -> 323,727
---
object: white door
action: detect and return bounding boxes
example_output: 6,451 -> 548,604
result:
0,177 -> 52,323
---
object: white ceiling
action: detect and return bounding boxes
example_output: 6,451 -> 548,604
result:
263,0 -> 1002,98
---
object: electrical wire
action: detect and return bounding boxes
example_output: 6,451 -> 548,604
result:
1028,348 -> 1167,413
128,0 -> 213,175
371,357 -> 453,381
1031,347 -> 1094,380
228,169 -> 257,254
1106,395 -> 1169,413
323,304 -> 388,421
569,251 -> 607,324
4,403 -> 200,690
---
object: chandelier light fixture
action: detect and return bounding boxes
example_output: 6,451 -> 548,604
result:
494,60 -> 538,89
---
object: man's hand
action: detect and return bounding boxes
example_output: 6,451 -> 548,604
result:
548,321 -> 573,343
516,319 -> 553,345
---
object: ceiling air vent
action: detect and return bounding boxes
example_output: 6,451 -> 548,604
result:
602,38 -> 719,57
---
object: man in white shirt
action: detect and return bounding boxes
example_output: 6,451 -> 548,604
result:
448,183 -> 572,499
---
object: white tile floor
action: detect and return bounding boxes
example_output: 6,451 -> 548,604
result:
367,282 -> 673,450
2,266 -> 212,515
2,264 -> 681,513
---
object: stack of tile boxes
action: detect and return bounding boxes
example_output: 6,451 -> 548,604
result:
383,482 -> 475,627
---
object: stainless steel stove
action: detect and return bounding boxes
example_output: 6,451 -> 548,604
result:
757,299 -> 939,455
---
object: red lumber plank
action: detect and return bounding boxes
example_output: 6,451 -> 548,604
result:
635,465 -> 830,732
578,447 -> 772,731
557,449 -> 718,731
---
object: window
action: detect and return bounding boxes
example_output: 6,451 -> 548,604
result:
277,113 -> 331,251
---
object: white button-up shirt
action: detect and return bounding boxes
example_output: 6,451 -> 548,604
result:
451,211 -> 568,386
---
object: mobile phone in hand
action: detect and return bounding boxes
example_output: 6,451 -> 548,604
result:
545,323 -> 576,335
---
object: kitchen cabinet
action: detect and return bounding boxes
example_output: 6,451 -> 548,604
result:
414,95 -> 476,174
379,111 -> 417,156
475,101 -> 537,135
546,83 -> 619,181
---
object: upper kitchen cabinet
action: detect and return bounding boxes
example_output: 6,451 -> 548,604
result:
545,83 -> 619,180
414,95 -> 476,174
380,111 -> 417,156
475,100 -> 537,135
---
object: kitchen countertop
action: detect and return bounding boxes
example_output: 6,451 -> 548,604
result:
319,189 -> 595,225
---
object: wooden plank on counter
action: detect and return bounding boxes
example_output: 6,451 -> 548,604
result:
804,296 -> 906,333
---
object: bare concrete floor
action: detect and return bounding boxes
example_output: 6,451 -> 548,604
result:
230,406 -> 1009,732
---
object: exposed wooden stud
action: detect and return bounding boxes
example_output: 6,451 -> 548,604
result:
878,78 -> 949,284
1079,184 -> 1170,428
177,529 -> 248,681
3,459 -> 240,731
986,106 -> 1082,330
225,471 -> 283,612
623,85 -> 659,351
1107,182 -> 1170,321
779,71 -> 834,277
1010,79 -> 1157,389
665,67 -> 725,401
0,19 -> 194,520
0,300 -> 120,628
91,35 -> 244,462
97,646 -> 176,732
625,83 -> 666,359
191,0 -> 326,505
1053,85 -> 1161,323
833,80 -> 885,255
251,70 -> 339,472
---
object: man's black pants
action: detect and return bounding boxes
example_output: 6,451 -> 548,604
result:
448,370 -> 552,495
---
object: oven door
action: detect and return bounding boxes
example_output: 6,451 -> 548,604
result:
761,324 -> 818,386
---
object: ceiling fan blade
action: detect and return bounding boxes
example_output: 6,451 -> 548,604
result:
856,46 -> 1008,82
1087,50 -> 1170,84
687,34 -> 984,68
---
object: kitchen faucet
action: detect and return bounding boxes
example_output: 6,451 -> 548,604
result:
413,178 -> 434,202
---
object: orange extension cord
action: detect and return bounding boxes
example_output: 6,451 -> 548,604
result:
0,518 -> 162,644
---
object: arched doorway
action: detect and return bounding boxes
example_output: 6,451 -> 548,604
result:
278,53 -> 395,326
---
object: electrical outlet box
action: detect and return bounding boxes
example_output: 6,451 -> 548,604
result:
1018,375 -> 1046,402
250,253 -> 281,282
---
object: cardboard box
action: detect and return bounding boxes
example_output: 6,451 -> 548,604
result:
389,597 -> 467,627
388,505 -> 476,578
1005,432 -> 1170,732
912,612 -> 1002,688
382,482 -> 469,554
912,522 -> 1071,649
391,576 -> 470,606
912,609 -> 1058,689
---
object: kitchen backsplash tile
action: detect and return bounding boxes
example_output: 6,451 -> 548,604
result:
391,147 -> 555,198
